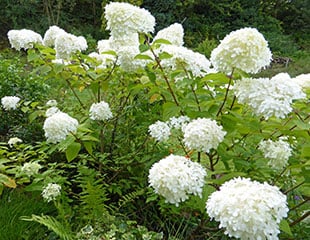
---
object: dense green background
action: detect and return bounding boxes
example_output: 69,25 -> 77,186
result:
0,0 -> 309,56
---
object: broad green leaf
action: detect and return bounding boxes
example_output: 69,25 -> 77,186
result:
134,54 -> 153,61
301,144 -> 310,158
152,38 -> 172,45
65,142 -> 81,162
279,219 -> 293,236
0,173 -> 16,188
163,102 -> 181,120
83,141 -> 93,155
159,52 -> 172,60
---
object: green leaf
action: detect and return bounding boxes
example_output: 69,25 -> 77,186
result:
163,102 -> 181,120
159,52 -> 173,60
0,173 -> 16,188
301,144 -> 310,158
279,219 -> 293,236
152,38 -> 172,45
65,142 -> 81,162
134,54 -> 153,61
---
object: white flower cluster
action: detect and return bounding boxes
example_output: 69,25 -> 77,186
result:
206,177 -> 288,240
160,45 -> 211,78
292,73 -> 310,90
148,121 -> 171,142
42,183 -> 61,202
149,154 -> 207,206
233,73 -> 306,119
168,116 -> 190,130
259,137 -> 292,170
89,101 -> 113,121
8,137 -> 22,147
101,2 -> 156,71
153,23 -> 184,46
183,118 -> 226,153
43,111 -> 78,143
211,27 -> 272,74
104,2 -> 155,37
148,116 -> 191,142
45,106 -> 60,117
21,162 -> 42,177
54,32 -> 88,60
46,99 -> 58,107
1,96 -> 20,110
43,25 -> 66,47
7,29 -> 43,51
8,25 -> 88,59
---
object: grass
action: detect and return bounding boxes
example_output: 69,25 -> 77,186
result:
0,188 -> 56,240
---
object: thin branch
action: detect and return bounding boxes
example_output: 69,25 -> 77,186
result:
216,69 -> 234,117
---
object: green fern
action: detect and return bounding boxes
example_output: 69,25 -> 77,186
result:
118,189 -> 145,209
76,166 -> 110,221
21,214 -> 74,240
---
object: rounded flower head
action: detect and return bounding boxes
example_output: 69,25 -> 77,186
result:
54,32 -> 88,59
7,29 -> 43,51
43,25 -> 66,47
211,27 -> 272,74
43,111 -> 78,143
8,137 -> 22,147
21,162 -> 42,177
153,23 -> 184,46
1,96 -> 20,110
183,118 -> 226,153
258,137 -> 292,170
104,2 -> 155,37
206,177 -> 288,240
160,45 -> 211,78
292,73 -> 310,89
233,73 -> 306,119
149,154 -> 207,206
42,183 -> 61,202
89,101 -> 113,121
148,121 -> 171,142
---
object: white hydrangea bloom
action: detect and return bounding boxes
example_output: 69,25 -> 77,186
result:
149,154 -> 207,206
160,45 -> 210,77
46,99 -> 57,107
8,137 -> 22,147
183,118 -> 226,153
104,2 -> 155,37
168,116 -> 190,130
43,25 -> 66,47
7,29 -> 43,51
43,111 -> 78,143
153,23 -> 184,46
88,52 -> 115,69
97,39 -> 112,54
89,101 -> 113,121
54,32 -> 88,59
148,121 -> 171,142
1,96 -> 20,110
211,27 -> 272,74
21,162 -> 42,177
45,106 -> 60,117
42,183 -> 61,202
233,73 -> 306,119
292,73 -> 310,89
258,137 -> 292,170
206,177 -> 288,240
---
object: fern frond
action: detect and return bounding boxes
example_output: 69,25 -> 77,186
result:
118,189 -> 145,209
21,214 -> 73,240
